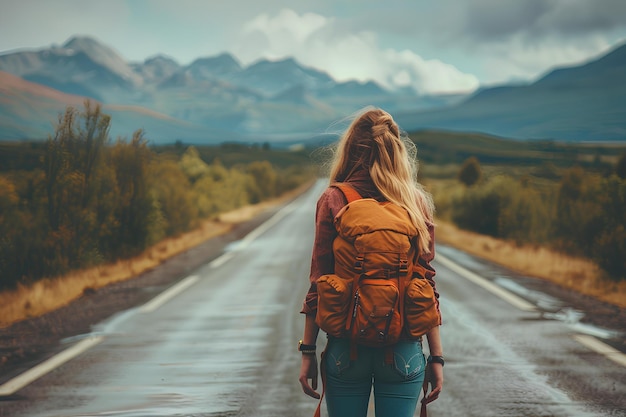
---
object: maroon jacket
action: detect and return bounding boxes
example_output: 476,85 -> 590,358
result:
301,169 -> 440,320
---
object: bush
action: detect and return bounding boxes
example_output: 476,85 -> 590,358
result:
451,176 -> 510,236
246,161 -> 277,203
150,158 -> 197,236
457,156 -> 482,187
450,174 -> 553,243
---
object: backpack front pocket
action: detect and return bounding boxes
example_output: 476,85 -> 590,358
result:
316,274 -> 353,338
352,278 -> 401,346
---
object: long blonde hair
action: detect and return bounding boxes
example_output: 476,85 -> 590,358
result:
329,107 -> 434,253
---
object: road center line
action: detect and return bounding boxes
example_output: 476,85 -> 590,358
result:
0,335 -> 104,397
573,334 -> 626,367
139,274 -> 199,313
437,254 -> 537,312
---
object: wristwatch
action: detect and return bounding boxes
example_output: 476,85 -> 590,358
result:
298,340 -> 316,355
427,355 -> 445,367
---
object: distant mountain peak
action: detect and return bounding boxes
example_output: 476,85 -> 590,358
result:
58,35 -> 140,86
248,56 -> 300,70
189,53 -> 242,75
135,55 -> 181,83
62,35 -> 104,50
143,54 -> 179,66
215,52 -> 241,63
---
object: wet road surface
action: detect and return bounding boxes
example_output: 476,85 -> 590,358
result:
1,180 -> 625,417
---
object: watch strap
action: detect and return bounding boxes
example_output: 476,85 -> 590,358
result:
427,355 -> 445,367
298,340 -> 316,354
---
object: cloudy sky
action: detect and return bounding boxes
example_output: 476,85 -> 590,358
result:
1,0 -> 625,94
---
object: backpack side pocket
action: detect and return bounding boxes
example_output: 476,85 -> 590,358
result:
316,274 -> 353,338
404,278 -> 440,338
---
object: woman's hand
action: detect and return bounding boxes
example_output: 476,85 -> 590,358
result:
299,354 -> 320,399
422,362 -> 443,404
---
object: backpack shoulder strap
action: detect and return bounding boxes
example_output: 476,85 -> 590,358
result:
331,182 -> 362,203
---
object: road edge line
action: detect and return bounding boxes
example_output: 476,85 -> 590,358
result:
437,254 -> 537,312
0,335 -> 104,397
139,274 -> 199,313
238,199 -> 298,249
572,334 -> 626,367
210,252 -> 235,269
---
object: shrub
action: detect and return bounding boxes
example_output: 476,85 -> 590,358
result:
457,156 -> 482,187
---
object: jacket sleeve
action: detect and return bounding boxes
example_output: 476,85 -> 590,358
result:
417,220 -> 442,324
300,187 -> 344,316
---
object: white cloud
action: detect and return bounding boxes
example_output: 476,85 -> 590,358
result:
243,9 -> 327,44
232,8 -> 479,94
475,33 -> 616,85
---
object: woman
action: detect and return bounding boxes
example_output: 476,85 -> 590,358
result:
298,107 -> 443,417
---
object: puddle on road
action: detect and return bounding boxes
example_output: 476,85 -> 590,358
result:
496,277 -> 621,340
439,244 -> 624,342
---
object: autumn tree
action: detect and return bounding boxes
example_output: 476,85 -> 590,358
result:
106,130 -> 161,256
43,101 -> 111,270
0,176 -> 22,288
151,157 -> 197,236
179,146 -> 210,183
247,160 -> 277,203
590,176 -> 626,280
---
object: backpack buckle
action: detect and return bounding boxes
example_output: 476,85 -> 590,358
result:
354,255 -> 365,271
399,258 -> 408,273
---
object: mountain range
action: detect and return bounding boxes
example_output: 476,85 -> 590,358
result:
397,41 -> 626,142
0,36 -> 624,144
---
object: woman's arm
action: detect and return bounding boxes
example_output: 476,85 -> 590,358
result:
299,188 -> 343,398
423,326 -> 444,404
299,314 -> 321,398
300,188 -> 342,316
422,221 -> 443,404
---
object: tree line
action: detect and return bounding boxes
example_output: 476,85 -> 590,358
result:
0,102 -> 314,290
436,155 -> 626,281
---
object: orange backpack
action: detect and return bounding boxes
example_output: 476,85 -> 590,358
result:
316,183 -> 440,352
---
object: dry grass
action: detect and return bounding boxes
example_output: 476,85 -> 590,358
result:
435,219 -> 626,308
0,220 -> 231,328
0,181 -> 313,328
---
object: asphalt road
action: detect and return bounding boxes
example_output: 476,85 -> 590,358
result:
1,179 -> 624,417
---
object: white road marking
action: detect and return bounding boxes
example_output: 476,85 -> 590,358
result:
437,254 -> 537,312
238,200 -> 297,249
209,200 -> 298,269
0,336 -> 104,397
139,274 -> 199,313
573,334 -> 626,367
210,252 -> 235,268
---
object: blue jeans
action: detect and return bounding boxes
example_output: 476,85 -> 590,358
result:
324,337 -> 426,417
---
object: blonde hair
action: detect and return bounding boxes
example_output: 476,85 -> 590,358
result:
329,107 -> 434,253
